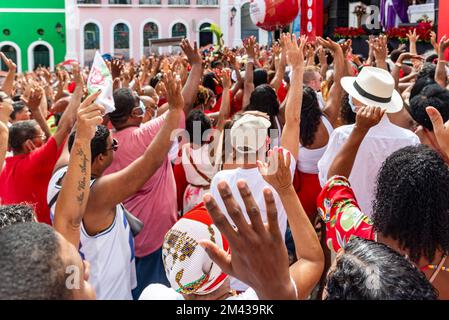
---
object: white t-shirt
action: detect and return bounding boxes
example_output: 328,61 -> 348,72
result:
210,150 -> 296,291
47,166 -> 137,300
139,283 -> 259,300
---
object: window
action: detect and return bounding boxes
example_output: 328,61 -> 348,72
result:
77,0 -> 101,4
143,22 -> 159,55
171,23 -> 187,38
199,23 -> 213,47
196,0 -> 218,5
113,23 -> 130,59
109,0 -> 131,4
139,0 -> 161,4
168,0 -> 190,5
0,45 -> 17,72
83,23 -> 100,66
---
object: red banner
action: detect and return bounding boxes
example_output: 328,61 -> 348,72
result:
300,0 -> 323,41
438,1 -> 449,60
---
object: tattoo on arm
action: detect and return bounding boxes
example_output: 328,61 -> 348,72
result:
76,148 -> 88,206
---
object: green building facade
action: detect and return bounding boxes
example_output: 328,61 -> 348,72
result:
0,0 -> 66,72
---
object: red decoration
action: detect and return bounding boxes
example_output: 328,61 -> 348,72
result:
386,22 -> 433,43
300,0 -> 323,42
334,27 -> 367,39
249,0 -> 300,31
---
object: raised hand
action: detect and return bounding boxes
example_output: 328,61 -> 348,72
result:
201,180 -> 297,300
72,62 -> 83,87
180,39 -> 202,65
285,33 -> 307,68
243,35 -> 257,59
316,36 -> 341,53
163,71 -> 184,111
220,68 -> 231,90
431,31 -> 439,53
0,52 -> 16,72
407,28 -> 420,43
111,58 -> 124,80
439,35 -> 449,56
426,106 -> 449,159
397,52 -> 424,64
318,46 -> 327,66
21,88 -> 42,111
272,41 -> 281,57
257,146 -> 292,192
373,35 -> 388,62
76,90 -> 104,141
355,106 -> 386,133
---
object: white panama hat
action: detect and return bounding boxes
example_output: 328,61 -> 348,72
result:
340,66 -> 403,113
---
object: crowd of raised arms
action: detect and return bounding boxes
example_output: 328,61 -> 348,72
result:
1,29 -> 449,300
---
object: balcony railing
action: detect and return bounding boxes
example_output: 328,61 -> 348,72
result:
196,0 -> 218,5
140,0 -> 161,4
168,0 -> 190,5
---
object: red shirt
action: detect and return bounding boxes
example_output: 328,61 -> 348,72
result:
0,137 -> 64,224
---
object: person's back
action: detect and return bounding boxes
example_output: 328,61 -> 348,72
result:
211,147 -> 296,291
318,115 -> 419,217
318,66 -> 421,217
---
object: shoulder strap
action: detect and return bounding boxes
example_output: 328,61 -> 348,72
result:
429,255 -> 448,283
187,148 -> 211,184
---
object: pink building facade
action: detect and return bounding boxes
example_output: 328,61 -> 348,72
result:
65,0 -> 269,66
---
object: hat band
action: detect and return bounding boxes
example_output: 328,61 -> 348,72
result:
354,81 -> 392,103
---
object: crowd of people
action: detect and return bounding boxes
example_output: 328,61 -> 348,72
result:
0,27 -> 449,300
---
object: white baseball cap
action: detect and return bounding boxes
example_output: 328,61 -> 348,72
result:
230,113 -> 271,154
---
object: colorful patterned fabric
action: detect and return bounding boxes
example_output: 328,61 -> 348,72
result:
162,203 -> 229,295
317,175 -> 375,253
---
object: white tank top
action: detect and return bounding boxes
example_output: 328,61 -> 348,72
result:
47,166 -> 137,300
297,116 -> 334,174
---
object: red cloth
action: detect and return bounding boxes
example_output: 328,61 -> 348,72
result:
205,91 -> 234,115
295,171 -> 322,218
68,81 -> 76,94
173,161 -> 188,217
0,137 -> 65,224
277,82 -> 288,103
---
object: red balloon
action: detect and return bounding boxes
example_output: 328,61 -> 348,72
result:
250,0 -> 300,31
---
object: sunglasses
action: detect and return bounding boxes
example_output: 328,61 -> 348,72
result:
106,139 -> 119,152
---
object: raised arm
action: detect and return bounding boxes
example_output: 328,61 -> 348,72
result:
201,181 -> 298,300
21,88 -> 51,140
270,41 -> 287,91
373,35 -> 388,71
407,29 -> 419,56
327,106 -> 384,179
180,39 -> 203,114
52,63 -> 84,147
88,72 -> 184,213
0,100 -> 12,170
317,37 -> 345,126
392,52 -> 422,90
53,92 -> 103,247
0,52 -> 16,97
215,69 -> 231,131
281,34 -> 307,160
436,36 -> 449,89
242,36 -> 257,109
258,147 -> 324,299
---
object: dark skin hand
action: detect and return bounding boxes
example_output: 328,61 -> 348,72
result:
201,181 -> 297,300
